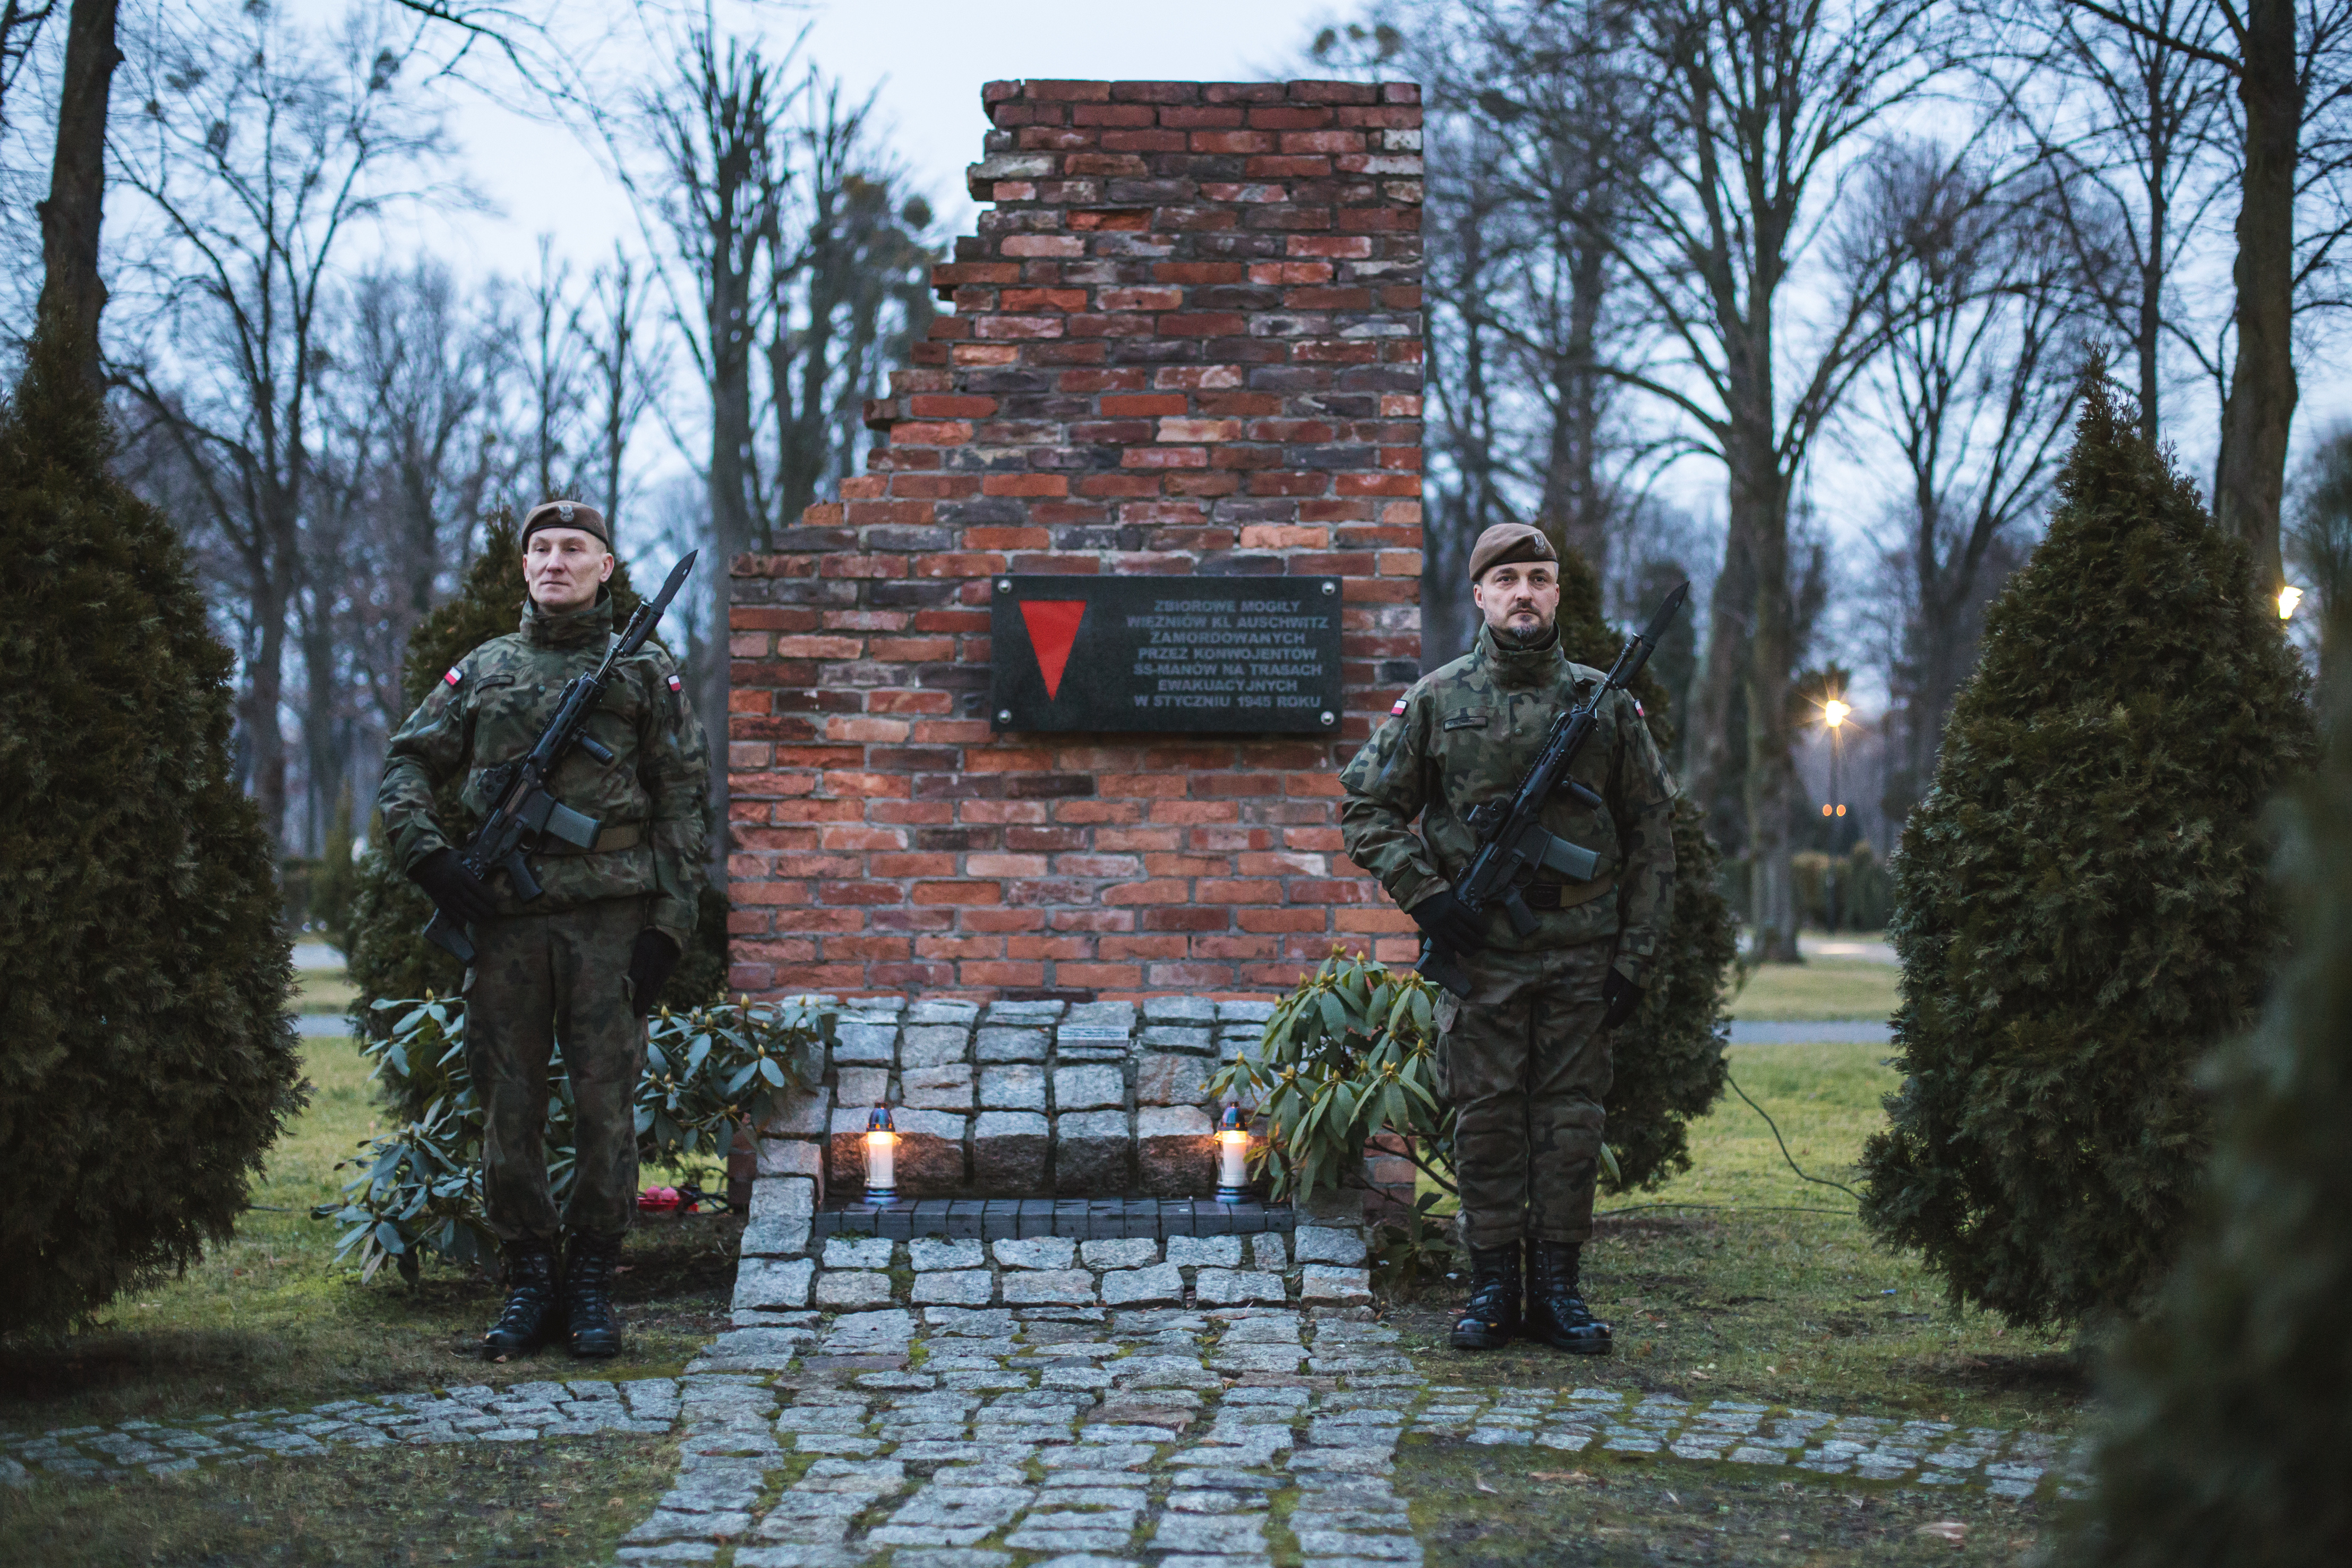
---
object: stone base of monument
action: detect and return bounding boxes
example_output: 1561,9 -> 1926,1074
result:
732,995 -> 1380,1315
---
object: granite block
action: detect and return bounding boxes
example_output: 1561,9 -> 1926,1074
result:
979,1065 -> 1046,1111
971,1111 -> 1049,1196
901,1064 -> 975,1110
1053,1066 -> 1125,1112
976,1027 -> 1050,1064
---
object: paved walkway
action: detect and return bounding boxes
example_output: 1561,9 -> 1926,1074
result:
5,1308 -> 2077,1560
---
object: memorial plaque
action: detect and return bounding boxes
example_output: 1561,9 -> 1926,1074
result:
988,575 -> 1345,734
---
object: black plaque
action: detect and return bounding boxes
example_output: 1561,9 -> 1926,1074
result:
988,575 -> 1344,734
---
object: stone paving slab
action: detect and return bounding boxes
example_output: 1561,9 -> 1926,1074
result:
6,1314 -> 2084,1568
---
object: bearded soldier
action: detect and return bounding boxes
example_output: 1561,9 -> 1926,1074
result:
1339,522 -> 1676,1353
378,500 -> 710,1358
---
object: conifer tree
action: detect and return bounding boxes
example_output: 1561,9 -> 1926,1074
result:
1555,549 -> 1738,1189
0,331 -> 303,1333
1859,374 -> 2314,1329
345,514 -> 726,1026
2055,603 -> 2352,1566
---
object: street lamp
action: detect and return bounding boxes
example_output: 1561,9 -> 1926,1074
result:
1822,699 -> 1850,853
2280,585 -> 2304,620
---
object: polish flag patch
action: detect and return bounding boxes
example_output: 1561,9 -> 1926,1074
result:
1390,696 -> 1408,716
668,674 -> 683,692
1633,698 -> 1646,717
442,667 -> 463,687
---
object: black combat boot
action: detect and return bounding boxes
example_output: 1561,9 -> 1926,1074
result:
1526,1240 -> 1612,1354
1450,1244 -> 1523,1350
482,1240 -> 561,1357
562,1232 -> 625,1358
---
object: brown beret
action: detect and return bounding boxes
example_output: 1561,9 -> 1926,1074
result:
520,499 -> 611,551
1468,521 -> 1558,583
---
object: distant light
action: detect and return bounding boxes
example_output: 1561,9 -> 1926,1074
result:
1821,804 -> 1833,817
1824,699 -> 1850,729
1835,804 -> 1846,817
2279,585 -> 2304,620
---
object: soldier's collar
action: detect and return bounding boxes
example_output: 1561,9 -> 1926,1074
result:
520,586 -> 616,650
1476,622 -> 1566,689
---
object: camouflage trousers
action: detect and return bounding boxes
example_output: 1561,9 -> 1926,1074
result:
465,897 -> 649,1244
1435,938 -> 1616,1252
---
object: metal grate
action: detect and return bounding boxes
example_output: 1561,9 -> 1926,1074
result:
809,1198 -> 1295,1242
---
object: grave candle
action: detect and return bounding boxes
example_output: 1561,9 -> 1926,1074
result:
863,1106 -> 898,1205
1216,1104 -> 1251,1202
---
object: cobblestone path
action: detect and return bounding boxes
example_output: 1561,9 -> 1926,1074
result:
4,1310 -> 2079,1562
0,1378 -> 680,1487
615,1306 -> 2077,1565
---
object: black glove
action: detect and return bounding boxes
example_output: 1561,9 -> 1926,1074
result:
1602,967 -> 1643,1029
409,847 -> 495,925
1409,888 -> 1489,954
627,930 -> 680,1017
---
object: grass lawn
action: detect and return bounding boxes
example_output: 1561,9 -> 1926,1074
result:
0,1028 -> 743,1440
1729,959 -> 1902,1022
293,964 -> 358,1016
0,1430 -> 677,1567
1389,1039 -> 2081,1564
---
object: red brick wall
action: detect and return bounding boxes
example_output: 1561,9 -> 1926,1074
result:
727,78 -> 1426,1001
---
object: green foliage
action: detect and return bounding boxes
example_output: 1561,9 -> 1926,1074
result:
1859,375 -> 2316,1330
344,512 -> 724,1028
1209,949 -> 1451,1203
2058,607 -> 2352,1565
1555,546 -> 1737,1189
0,331 -> 304,1333
315,993 -> 832,1281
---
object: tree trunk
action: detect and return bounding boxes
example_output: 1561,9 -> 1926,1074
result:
1732,429 -> 1800,964
2212,0 -> 2299,594
1686,517 -> 1753,849
35,0 -> 121,395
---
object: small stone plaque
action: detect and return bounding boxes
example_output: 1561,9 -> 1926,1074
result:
989,575 -> 1344,735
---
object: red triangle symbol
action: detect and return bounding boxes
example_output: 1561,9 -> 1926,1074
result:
1020,600 -> 1088,701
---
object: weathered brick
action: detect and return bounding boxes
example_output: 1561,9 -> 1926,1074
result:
725,77 -> 1421,999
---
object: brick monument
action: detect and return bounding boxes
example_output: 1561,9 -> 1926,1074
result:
726,78 -> 1426,1003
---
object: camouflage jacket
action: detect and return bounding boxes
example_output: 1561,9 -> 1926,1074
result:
377,589 -> 711,949
1339,624 -> 1678,981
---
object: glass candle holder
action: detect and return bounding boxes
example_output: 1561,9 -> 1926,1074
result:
1215,1104 -> 1251,1203
863,1105 -> 898,1205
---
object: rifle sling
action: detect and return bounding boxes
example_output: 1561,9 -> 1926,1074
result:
1520,874 -> 1615,912
535,821 -> 645,856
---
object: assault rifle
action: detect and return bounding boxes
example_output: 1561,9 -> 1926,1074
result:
1417,580 -> 1690,999
422,550 -> 699,964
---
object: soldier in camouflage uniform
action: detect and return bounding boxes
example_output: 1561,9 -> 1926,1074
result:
378,500 -> 709,1358
1340,521 -> 1675,1355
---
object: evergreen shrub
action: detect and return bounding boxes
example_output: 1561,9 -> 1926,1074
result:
345,513 -> 727,1027
2058,604 -> 2352,1567
0,333 -> 304,1333
1554,547 -> 1737,1190
1859,376 -> 2315,1330
318,992 -> 832,1279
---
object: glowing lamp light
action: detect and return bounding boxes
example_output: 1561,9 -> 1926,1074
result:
863,1105 -> 899,1206
2279,585 -> 2304,620
1823,698 -> 1850,729
1215,1104 -> 1252,1203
